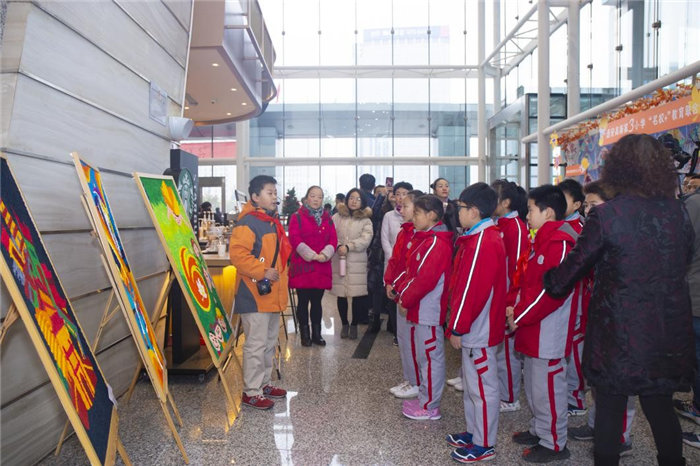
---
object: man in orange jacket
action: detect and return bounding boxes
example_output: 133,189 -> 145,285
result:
229,175 -> 292,410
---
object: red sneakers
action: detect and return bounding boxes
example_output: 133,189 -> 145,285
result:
262,385 -> 287,399
242,393 -> 274,410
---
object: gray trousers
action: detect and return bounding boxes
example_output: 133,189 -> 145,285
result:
588,393 -> 636,444
497,330 -> 522,403
462,345 -> 500,447
410,322 -> 445,410
567,330 -> 586,409
524,356 -> 568,451
240,312 -> 280,396
397,312 -> 419,386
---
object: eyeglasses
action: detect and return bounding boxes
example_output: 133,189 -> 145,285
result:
456,204 -> 471,211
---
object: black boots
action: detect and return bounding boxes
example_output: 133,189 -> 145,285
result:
300,325 -> 312,347
311,324 -> 326,346
368,312 -> 381,333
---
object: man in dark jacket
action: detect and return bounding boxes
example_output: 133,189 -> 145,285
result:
675,175 -> 700,447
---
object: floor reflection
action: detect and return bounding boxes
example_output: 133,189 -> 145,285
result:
274,391 -> 297,465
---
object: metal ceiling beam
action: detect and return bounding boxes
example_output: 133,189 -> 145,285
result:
273,65 -> 487,80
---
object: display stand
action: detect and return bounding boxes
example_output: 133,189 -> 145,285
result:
0,154 -> 129,465
71,154 -> 188,462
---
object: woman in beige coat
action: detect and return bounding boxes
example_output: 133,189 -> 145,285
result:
331,188 -> 373,339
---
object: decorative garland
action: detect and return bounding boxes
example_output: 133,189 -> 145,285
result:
553,82 -> 697,148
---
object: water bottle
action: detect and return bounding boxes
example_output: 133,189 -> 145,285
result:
339,255 -> 347,277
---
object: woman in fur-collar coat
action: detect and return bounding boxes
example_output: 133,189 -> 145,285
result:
330,188 -> 374,339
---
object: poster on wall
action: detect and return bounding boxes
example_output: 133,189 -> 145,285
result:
72,154 -> 167,402
560,88 -> 699,184
0,155 -> 119,465
134,173 -> 233,368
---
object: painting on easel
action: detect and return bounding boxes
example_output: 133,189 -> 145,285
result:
134,174 -> 233,367
72,154 -> 167,401
0,155 -> 120,465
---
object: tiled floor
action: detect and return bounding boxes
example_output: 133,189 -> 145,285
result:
41,294 -> 700,465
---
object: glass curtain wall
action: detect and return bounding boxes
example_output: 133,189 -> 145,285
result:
252,0 -> 489,200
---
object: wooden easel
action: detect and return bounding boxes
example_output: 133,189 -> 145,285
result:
69,233 -> 188,463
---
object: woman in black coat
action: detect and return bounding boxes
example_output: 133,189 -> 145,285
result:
544,134 -> 695,466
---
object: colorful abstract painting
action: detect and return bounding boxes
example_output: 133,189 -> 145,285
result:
134,174 -> 232,366
0,156 -> 116,464
73,154 -> 167,402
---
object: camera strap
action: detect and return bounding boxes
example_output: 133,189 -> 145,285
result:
270,226 -> 280,268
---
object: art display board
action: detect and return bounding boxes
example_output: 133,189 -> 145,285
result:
72,153 -> 168,402
133,173 -> 233,368
0,155 -> 122,465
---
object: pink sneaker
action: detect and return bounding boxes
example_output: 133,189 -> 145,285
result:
402,399 -> 441,420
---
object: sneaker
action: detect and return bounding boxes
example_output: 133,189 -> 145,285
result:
447,376 -> 462,387
512,431 -> 540,446
453,379 -> 464,391
567,404 -> 587,416
390,381 -> 409,395
500,400 -> 521,412
262,385 -> 287,399
568,424 -> 594,441
242,393 -> 274,410
522,445 -> 570,463
393,336 -> 399,346
682,432 -> 700,449
394,383 -> 419,399
451,444 -> 496,463
446,431 -> 473,448
402,399 -> 441,420
340,324 -> 349,338
674,399 -> 700,425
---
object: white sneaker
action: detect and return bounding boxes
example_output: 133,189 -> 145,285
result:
394,384 -> 419,399
453,379 -> 464,391
446,376 -> 462,387
500,400 -> 521,412
390,381 -> 409,395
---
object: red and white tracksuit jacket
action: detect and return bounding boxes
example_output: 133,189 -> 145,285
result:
384,222 -> 414,289
497,211 -> 529,300
447,219 -> 507,348
564,212 -> 583,235
393,223 -> 453,326
512,221 -> 579,359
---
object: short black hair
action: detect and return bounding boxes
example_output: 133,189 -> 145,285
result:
583,180 -> 613,201
323,203 -> 332,210
405,189 -> 424,202
359,173 -> 376,191
249,175 -> 277,198
393,181 -> 414,192
558,178 -> 585,203
528,185 -> 567,220
373,185 -> 385,195
413,194 -> 444,220
335,193 -> 345,202
459,182 -> 498,219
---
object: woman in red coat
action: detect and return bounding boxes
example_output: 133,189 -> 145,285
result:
289,186 -> 338,346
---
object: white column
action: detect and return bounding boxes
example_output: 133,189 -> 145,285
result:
537,0 -> 550,186
493,0 -> 501,114
477,0 -> 487,182
567,0 -> 580,117
235,120 -> 249,194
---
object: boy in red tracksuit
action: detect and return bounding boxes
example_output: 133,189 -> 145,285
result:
392,195 -> 453,421
558,178 -> 587,416
445,183 -> 507,463
508,185 -> 579,464
491,180 -> 529,412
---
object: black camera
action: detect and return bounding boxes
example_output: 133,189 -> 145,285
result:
256,278 -> 272,295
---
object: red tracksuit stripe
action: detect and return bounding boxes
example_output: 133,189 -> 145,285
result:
505,333 -> 515,402
476,349 -> 489,445
620,405 -> 629,444
572,337 -> 585,409
424,327 -> 437,409
410,326 -> 420,386
547,359 -> 564,452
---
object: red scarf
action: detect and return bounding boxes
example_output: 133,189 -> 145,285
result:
245,209 -> 292,271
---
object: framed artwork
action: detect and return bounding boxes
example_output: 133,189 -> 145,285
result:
0,155 -> 119,465
134,173 -> 233,367
72,154 -> 167,402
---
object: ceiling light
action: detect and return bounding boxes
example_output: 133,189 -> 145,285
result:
212,62 -> 219,67
242,102 -> 247,106
185,106 -> 189,110
226,112 -> 231,116
230,88 -> 237,91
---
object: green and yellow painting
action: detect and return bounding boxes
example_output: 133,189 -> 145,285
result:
134,174 -> 232,366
